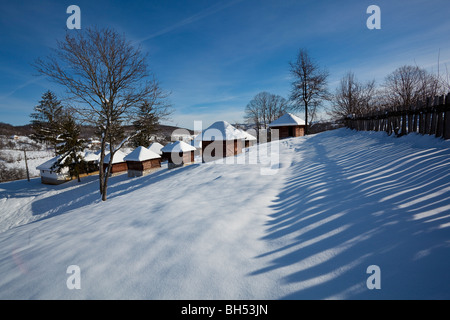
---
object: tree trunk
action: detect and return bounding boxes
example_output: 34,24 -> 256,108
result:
101,175 -> 108,201
98,133 -> 107,196
74,152 -> 81,182
101,144 -> 115,202
304,101 -> 309,135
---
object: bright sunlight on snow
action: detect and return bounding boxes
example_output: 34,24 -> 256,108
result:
1,129 -> 450,299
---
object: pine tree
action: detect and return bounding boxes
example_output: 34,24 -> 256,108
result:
131,100 -> 160,148
30,90 -> 64,154
55,112 -> 86,182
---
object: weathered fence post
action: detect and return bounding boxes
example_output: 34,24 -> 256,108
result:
444,93 -> 450,140
401,110 -> 407,136
435,95 -> 444,138
436,110 -> 443,138
412,102 -> 419,133
385,112 -> 391,135
424,97 -> 431,135
418,100 -> 425,135
408,107 -> 414,134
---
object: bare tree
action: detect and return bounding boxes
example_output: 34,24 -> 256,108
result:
244,92 -> 289,139
34,27 -> 170,201
267,94 -> 290,124
289,49 -> 329,134
381,65 -> 441,110
329,71 -> 376,119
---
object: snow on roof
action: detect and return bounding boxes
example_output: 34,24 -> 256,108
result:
200,121 -> 246,141
103,150 -> 127,164
37,150 -> 98,170
268,113 -> 305,127
148,142 -> 164,155
36,156 -> 60,171
83,151 -> 99,162
239,129 -> 257,141
161,141 -> 196,153
124,146 -> 161,162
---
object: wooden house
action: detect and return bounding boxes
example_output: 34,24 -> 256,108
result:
37,150 -> 101,184
82,151 -> 100,175
239,129 -> 257,148
124,146 -> 161,177
103,150 -> 128,175
200,121 -> 245,163
268,113 -> 306,139
36,156 -> 71,185
161,141 -> 196,169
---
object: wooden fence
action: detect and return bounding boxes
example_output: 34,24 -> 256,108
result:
345,93 -> 450,140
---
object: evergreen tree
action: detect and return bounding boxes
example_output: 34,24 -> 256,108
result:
131,100 -> 161,148
55,112 -> 86,182
30,90 -> 63,154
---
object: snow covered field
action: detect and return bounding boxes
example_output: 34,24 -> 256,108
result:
0,128 -> 449,299
0,135 -> 54,179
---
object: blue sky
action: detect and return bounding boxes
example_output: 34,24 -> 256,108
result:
1,0 -> 450,130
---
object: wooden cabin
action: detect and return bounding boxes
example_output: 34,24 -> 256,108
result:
82,151 -> 100,175
37,150 -> 102,185
200,121 -> 245,163
239,129 -> 257,148
103,150 -> 128,175
268,113 -> 306,139
36,156 -> 71,185
161,141 -> 196,169
124,146 -> 161,177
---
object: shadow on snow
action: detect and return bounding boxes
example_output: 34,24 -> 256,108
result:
28,164 -> 200,226
251,129 -> 450,299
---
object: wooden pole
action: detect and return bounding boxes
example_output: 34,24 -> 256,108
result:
23,149 -> 30,182
444,93 -> 450,140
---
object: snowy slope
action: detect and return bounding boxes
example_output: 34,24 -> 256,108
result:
0,128 -> 449,299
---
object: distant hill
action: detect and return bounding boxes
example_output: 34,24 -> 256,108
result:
0,122 -> 193,140
0,123 -> 33,136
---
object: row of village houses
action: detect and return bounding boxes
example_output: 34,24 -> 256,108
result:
36,113 -> 305,185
